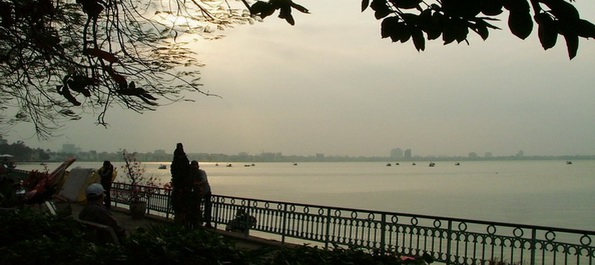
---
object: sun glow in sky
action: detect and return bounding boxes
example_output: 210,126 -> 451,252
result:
6,0 -> 595,157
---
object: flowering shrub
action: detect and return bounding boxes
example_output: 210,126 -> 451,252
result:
121,149 -> 161,202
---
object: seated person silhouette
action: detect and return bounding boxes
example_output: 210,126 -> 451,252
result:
225,208 -> 256,235
79,183 -> 127,242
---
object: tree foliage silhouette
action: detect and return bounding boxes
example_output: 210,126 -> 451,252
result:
250,0 -> 594,58
0,0 -> 252,138
0,0 -> 593,139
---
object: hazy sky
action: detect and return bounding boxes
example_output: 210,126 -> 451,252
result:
5,1 -> 595,157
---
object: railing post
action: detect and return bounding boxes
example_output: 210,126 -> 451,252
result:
325,208 -> 331,249
281,204 -> 287,244
380,213 -> 386,255
212,196 -> 219,229
145,196 -> 150,215
446,220 -> 452,265
165,189 -> 171,219
530,228 -> 536,265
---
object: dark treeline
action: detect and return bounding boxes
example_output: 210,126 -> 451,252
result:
0,140 -> 51,161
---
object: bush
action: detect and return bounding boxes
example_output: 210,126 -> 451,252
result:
0,208 -> 122,264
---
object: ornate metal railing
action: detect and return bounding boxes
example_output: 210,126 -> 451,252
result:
111,182 -> 174,219
111,183 -> 594,265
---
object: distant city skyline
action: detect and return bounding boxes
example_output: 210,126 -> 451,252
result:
50,143 -> 594,158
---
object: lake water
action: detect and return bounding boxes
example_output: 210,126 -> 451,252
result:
18,159 -> 595,231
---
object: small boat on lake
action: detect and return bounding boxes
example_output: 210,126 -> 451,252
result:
158,164 -> 167,169
429,162 -> 436,167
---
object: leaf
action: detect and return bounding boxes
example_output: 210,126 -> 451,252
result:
289,2 -> 309,13
502,0 -> 530,13
480,0 -> 503,16
418,9 -> 441,40
559,22 -> 579,59
138,95 -> 159,106
443,18 -> 469,44
442,0 -> 481,19
371,0 -> 391,19
508,11 -> 533,39
381,18 -> 409,43
250,1 -> 275,18
260,5 -> 276,19
103,66 -> 127,88
576,19 -> 595,39
361,0 -> 369,12
562,31 -> 578,59
541,0 -> 579,21
84,48 -> 119,63
535,13 -> 558,50
390,0 -> 422,9
250,1 -> 267,14
442,20 -> 457,45
398,24 -> 412,43
278,6 -> 295,25
59,87 -> 81,106
472,20 -> 490,40
380,17 -> 400,39
411,28 -> 425,51
427,11 -> 445,40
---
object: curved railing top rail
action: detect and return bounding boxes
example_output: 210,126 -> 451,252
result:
212,193 -> 594,235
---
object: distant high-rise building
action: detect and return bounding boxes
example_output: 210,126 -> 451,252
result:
390,148 -> 403,159
154,149 -> 166,155
61,144 -> 80,154
404,149 -> 412,159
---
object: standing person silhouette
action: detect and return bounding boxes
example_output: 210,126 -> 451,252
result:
170,143 -> 190,225
98,160 -> 114,209
192,160 -> 212,228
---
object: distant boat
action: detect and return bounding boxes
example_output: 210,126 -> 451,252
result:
158,164 -> 167,169
566,161 -> 573,165
412,163 -> 416,166
395,163 -> 399,165
455,162 -> 460,166
429,162 -> 436,167
226,164 -> 233,167
293,163 -> 298,166
386,163 -> 392,166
